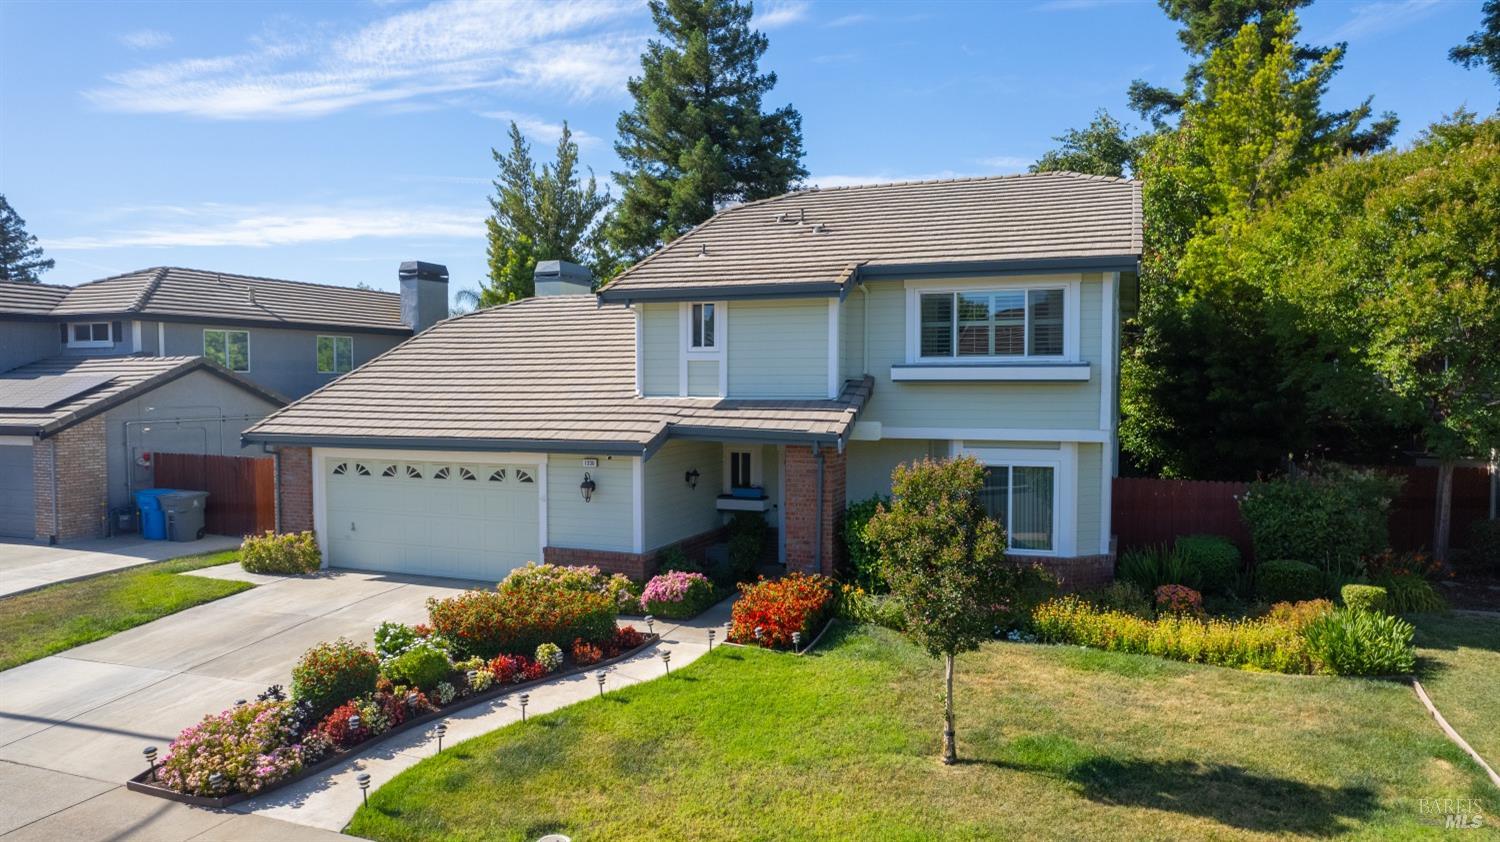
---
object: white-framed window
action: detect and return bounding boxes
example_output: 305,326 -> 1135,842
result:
918,288 -> 1065,360
980,464 -> 1056,552
66,321 -> 114,348
317,335 -> 353,373
203,329 -> 250,372
730,450 -> 753,489
690,302 -> 717,350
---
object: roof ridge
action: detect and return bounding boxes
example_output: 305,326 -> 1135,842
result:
128,267 -> 169,312
800,170 -> 1138,193
157,266 -> 399,298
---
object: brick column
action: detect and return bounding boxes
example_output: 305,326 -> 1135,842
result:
33,416 -> 108,542
783,444 -> 846,577
276,446 -> 314,533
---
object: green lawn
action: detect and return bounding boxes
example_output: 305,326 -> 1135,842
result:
0,550 -> 252,670
1412,611 -> 1500,768
349,623 -> 1495,841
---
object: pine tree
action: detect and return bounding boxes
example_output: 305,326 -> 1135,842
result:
481,121 -> 610,306
1030,110 -> 1144,178
0,195 -> 55,283
607,0 -> 806,264
1450,0 -> 1500,89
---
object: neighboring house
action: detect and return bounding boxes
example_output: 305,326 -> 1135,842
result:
245,173 -> 1140,588
0,356 -> 284,541
0,262 -> 447,542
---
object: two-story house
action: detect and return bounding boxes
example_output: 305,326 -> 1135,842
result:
0,263 -> 448,541
245,173 -> 1140,588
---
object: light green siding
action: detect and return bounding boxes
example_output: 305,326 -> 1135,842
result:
858,275 -> 1106,431
1075,443 -> 1104,555
840,292 -> 866,380
845,438 -> 943,502
643,440 -> 723,551
727,298 -> 827,398
686,359 -> 719,396
641,303 -> 678,396
547,454 -> 633,552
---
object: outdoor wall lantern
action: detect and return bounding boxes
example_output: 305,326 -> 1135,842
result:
685,468 -> 700,489
580,472 -> 596,502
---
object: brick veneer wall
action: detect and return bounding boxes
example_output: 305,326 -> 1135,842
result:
276,446 -> 314,533
1010,539 -> 1117,592
545,526 -> 726,581
783,445 -> 845,577
33,416 -> 109,542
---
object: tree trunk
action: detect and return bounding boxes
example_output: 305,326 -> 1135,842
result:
1434,459 -> 1455,563
941,652 -> 957,765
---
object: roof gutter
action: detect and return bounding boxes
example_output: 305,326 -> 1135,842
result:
597,281 -> 843,306
858,254 -> 1141,280
241,432 -> 649,457
40,311 -> 413,336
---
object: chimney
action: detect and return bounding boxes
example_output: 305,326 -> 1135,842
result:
533,260 -> 593,296
399,261 -> 448,333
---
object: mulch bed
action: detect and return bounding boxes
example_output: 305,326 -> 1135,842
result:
1438,575 -> 1500,611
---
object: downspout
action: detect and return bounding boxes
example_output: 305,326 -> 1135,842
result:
813,442 -> 824,574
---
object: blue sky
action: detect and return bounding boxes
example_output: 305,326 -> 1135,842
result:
1,0 -> 1493,301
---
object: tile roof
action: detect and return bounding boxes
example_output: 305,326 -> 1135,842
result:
0,355 -> 286,436
244,295 -> 871,454
600,172 -> 1142,300
0,282 -> 70,317
5,267 -> 409,333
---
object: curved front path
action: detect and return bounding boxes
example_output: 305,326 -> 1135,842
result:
231,599 -> 734,832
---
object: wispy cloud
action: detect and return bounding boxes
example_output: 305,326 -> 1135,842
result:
1034,0 -> 1141,11
85,0 -> 646,119
978,155 -> 1031,172
755,0 -> 809,29
118,29 -> 173,50
1324,0 -> 1441,42
825,13 -> 872,28
44,202 -> 483,250
477,110 -> 601,147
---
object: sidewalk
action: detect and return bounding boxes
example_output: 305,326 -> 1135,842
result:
233,599 -> 733,832
0,534 -> 241,598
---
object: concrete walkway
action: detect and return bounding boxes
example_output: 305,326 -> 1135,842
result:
0,534 -> 241,598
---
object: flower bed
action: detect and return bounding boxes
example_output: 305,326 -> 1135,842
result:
640,571 -> 719,619
728,573 -> 835,650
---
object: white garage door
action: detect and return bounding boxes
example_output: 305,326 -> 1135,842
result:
325,458 -> 540,582
0,444 -> 35,539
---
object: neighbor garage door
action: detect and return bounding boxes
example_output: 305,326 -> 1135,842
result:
0,444 -> 35,538
325,458 -> 540,582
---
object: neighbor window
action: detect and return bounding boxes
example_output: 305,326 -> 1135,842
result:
919,288 -> 1064,359
66,322 -> 114,347
979,464 -> 1055,552
729,450 -> 754,489
203,329 -> 250,371
317,335 -> 353,373
690,303 -> 716,350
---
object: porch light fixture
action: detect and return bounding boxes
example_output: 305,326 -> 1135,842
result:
579,472 -> 596,503
356,772 -> 371,806
143,746 -> 158,781
684,469 -> 700,489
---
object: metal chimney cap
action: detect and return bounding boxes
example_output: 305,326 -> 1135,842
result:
399,261 -> 449,283
533,260 -> 592,282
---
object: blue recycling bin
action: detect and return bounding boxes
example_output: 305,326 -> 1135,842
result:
134,489 -> 175,540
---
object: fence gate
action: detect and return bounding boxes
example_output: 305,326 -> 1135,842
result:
152,452 -> 275,537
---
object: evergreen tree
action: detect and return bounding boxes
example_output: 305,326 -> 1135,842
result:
481,121 -> 610,306
607,0 -> 806,264
0,194 -> 55,283
1030,110 -> 1144,177
1450,0 -> 1500,89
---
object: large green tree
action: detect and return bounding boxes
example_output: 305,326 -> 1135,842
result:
1029,110 -> 1144,178
1450,0 -> 1500,89
480,121 -> 610,306
0,195 -> 54,283
607,0 -> 806,264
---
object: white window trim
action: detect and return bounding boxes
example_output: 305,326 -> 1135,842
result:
203,328 -> 252,372
633,305 -> 644,397
903,276 -> 1081,365
316,334 -> 355,374
678,301 -> 727,397
952,440 -> 1077,557
827,298 -> 840,398
66,321 -> 113,348
722,445 -> 764,494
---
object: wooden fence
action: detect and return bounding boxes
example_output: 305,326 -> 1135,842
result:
1113,466 -> 1493,561
153,452 -> 275,537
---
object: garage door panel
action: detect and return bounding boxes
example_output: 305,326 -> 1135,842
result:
0,444 -> 35,539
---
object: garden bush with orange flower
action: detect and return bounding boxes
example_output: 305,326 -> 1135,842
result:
426,584 -> 617,660
728,573 -> 835,649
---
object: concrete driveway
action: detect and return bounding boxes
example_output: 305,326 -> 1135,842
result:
0,534 -> 242,598
0,564 -> 479,840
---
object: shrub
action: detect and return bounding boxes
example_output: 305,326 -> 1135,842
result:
1084,581 -> 1151,617
1154,584 -> 1204,616
317,701 -> 369,749
239,530 -> 321,575
640,571 -> 718,618
728,573 -> 835,649
373,621 -> 426,661
843,494 -> 890,591
1265,599 -> 1335,629
1364,548 -> 1447,580
1465,519 -> 1500,573
535,642 -> 563,672
1239,465 -> 1401,577
379,639 -> 451,691
1174,535 -> 1241,594
570,638 -> 603,665
434,682 -> 456,705
1340,584 -> 1389,614
1117,545 -> 1194,592
1255,560 -> 1323,603
291,638 -> 380,720
426,585 -> 617,660
1303,607 -> 1416,675
992,563 -> 1060,633
488,654 -> 527,683
1374,573 -> 1447,613
727,512 -> 769,581
159,700 -> 302,796
655,545 -> 702,574
834,584 -> 905,630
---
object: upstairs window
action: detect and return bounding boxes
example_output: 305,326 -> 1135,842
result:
66,321 -> 116,348
690,303 -> 716,350
919,288 -> 1065,359
317,335 -> 353,373
204,329 -> 250,372
730,450 -> 753,489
